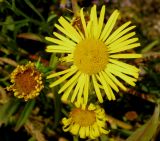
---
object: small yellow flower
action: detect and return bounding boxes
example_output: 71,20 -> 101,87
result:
62,100 -> 109,139
7,62 -> 44,101
46,5 -> 142,104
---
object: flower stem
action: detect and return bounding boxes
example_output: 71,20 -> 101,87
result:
49,54 -> 61,129
52,87 -> 62,129
73,135 -> 79,141
71,0 -> 80,17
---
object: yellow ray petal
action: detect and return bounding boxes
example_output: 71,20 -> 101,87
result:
85,126 -> 90,137
88,103 -> 96,110
107,81 -> 116,100
97,120 -> 105,127
101,71 -> 119,92
80,8 -> 87,37
99,72 -> 116,100
62,117 -> 71,125
47,66 -> 76,79
77,73 -> 86,100
70,124 -> 80,135
79,127 -> 86,138
92,74 -> 103,103
107,63 -> 139,78
109,43 -> 140,53
89,127 -> 95,139
97,5 -> 105,38
90,5 -> 98,39
58,17 -> 82,42
106,21 -> 131,44
83,74 -> 89,105
100,128 -> 110,134
59,71 -> 81,93
109,59 -> 139,72
92,124 -> 100,137
46,49 -> 71,53
105,70 -> 127,91
61,80 -> 77,101
86,21 -> 92,38
107,33 -> 137,49
45,37 -> 75,49
97,73 -> 111,100
75,26 -> 85,39
110,54 -> 142,58
49,68 -> 77,87
106,24 -> 135,44
100,10 -> 119,41
71,74 -> 84,102
62,118 -> 71,132
106,67 -> 136,86
60,54 -> 74,62
55,24 -> 78,43
46,45 -> 73,53
53,32 -> 76,47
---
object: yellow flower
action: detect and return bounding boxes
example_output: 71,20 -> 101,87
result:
45,5 -> 142,104
7,62 -> 44,101
62,100 -> 109,139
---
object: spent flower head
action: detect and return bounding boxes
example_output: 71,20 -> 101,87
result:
45,5 -> 142,104
62,99 -> 109,139
7,62 -> 44,101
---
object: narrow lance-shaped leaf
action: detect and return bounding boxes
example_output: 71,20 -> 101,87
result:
126,104 -> 160,141
15,100 -> 35,131
0,98 -> 20,125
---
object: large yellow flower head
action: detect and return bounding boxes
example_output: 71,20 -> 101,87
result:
46,5 -> 142,104
7,62 -> 44,101
62,99 -> 109,139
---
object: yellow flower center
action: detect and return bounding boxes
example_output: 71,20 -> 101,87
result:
15,68 -> 39,95
70,108 -> 96,126
73,38 -> 108,75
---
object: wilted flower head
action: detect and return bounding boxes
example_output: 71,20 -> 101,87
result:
46,5 -> 142,104
62,99 -> 109,139
7,62 -> 44,101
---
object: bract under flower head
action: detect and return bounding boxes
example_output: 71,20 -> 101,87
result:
7,62 -> 44,101
45,5 -> 142,104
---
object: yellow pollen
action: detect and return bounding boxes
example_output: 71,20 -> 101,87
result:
73,38 -> 108,75
70,108 -> 96,126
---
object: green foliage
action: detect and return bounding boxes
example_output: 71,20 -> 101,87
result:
0,98 -> 20,125
126,104 -> 160,141
15,100 -> 35,131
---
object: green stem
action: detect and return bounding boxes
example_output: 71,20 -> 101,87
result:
49,54 -> 61,129
4,0 -> 42,25
52,86 -> 61,129
0,19 -> 29,26
24,0 -> 45,22
73,135 -> 79,141
71,0 -> 80,16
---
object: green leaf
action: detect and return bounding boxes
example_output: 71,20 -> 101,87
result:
126,104 -> 160,141
49,54 -> 58,69
141,40 -> 159,53
24,0 -> 44,21
0,98 -> 20,125
28,137 -> 36,141
2,16 -> 15,34
15,100 -> 35,131
47,14 -> 57,23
